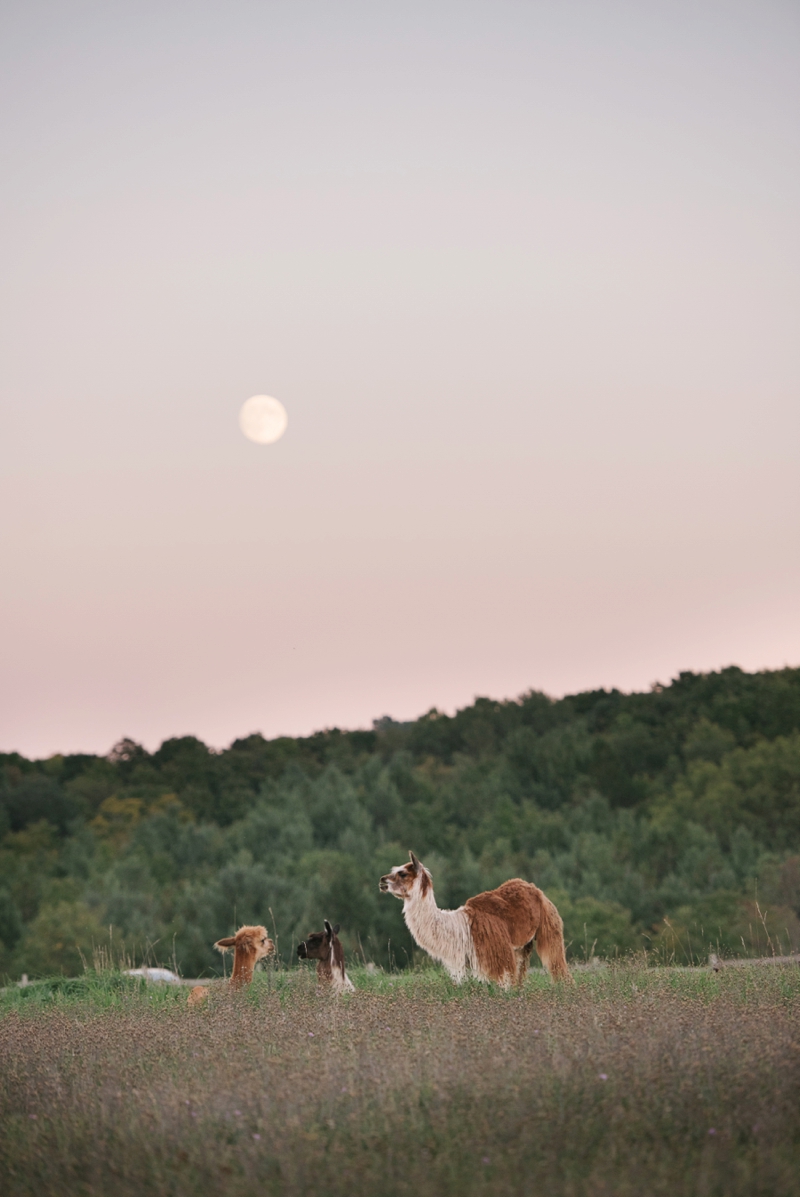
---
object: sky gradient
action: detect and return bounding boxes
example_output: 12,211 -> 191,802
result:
1,1 -> 799,758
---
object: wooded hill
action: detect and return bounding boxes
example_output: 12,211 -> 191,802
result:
2,666 -> 800,979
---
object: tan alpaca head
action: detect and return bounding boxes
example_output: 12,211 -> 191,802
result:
188,925 -> 274,1007
214,925 -> 275,962
379,851 -> 431,899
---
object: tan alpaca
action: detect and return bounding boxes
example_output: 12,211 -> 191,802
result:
380,852 -> 572,986
187,925 -> 275,1006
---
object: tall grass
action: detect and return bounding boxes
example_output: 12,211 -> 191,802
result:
1,964 -> 799,1196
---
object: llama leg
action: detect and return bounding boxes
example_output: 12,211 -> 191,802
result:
514,939 -> 535,987
534,900 -> 573,983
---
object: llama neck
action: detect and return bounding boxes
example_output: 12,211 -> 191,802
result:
318,945 -> 352,993
402,880 -> 472,981
404,885 -> 460,950
230,948 -> 255,988
332,941 -> 346,978
315,943 -> 342,980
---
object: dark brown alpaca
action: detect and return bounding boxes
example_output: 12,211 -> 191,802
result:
297,920 -> 355,994
187,925 -> 275,1006
380,852 -> 572,986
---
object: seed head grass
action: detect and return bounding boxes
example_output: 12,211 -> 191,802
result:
1,963 -> 799,1196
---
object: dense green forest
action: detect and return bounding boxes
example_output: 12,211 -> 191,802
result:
2,666 -> 800,981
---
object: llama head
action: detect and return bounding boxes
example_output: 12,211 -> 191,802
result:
379,851 -> 431,900
214,925 -> 274,962
297,920 -> 340,961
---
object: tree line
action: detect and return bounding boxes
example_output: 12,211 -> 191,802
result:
1,665 -> 799,979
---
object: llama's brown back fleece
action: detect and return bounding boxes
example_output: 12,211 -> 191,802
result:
465,878 -> 571,982
465,879 -> 541,942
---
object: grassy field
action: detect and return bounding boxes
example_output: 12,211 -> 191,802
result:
1,963 -> 799,1197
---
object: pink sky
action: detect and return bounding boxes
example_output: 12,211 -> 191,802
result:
1,1 -> 798,758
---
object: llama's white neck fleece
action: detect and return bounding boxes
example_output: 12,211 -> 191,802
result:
331,962 -> 355,994
403,883 -> 474,982
320,947 -> 356,994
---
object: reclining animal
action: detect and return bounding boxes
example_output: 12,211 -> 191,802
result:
188,924 -> 275,1006
297,920 -> 355,994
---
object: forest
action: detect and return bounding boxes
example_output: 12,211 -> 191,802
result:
1,665 -> 800,980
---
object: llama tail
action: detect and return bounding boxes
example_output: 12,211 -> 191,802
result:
536,895 -> 573,984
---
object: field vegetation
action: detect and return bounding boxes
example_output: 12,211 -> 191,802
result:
1,963 -> 799,1197
2,666 -> 800,981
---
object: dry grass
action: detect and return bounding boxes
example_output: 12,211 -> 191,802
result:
1,964 -> 799,1197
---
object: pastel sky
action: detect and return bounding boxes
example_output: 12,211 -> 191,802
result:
1,1 -> 798,759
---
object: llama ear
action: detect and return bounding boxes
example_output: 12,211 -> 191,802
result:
215,937 -> 236,952
324,920 -> 333,937
333,924 -> 340,935
409,851 -> 421,872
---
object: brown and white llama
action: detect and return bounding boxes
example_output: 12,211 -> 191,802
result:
380,852 -> 572,986
297,920 -> 355,994
187,924 -> 275,1006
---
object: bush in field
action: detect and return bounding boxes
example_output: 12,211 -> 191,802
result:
13,901 -> 107,978
550,891 -> 642,959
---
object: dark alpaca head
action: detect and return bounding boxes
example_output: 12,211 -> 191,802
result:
297,920 -> 340,962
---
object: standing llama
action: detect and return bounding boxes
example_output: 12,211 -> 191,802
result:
187,925 -> 275,1006
297,920 -> 355,994
380,852 -> 572,986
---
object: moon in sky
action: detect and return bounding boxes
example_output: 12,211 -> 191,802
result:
239,395 -> 288,444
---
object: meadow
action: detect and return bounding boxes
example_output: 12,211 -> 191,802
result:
2,961 -> 799,1197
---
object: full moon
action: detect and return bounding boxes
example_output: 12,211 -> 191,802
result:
239,395 -> 288,444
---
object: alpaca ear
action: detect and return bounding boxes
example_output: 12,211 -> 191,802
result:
215,937 -> 236,952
